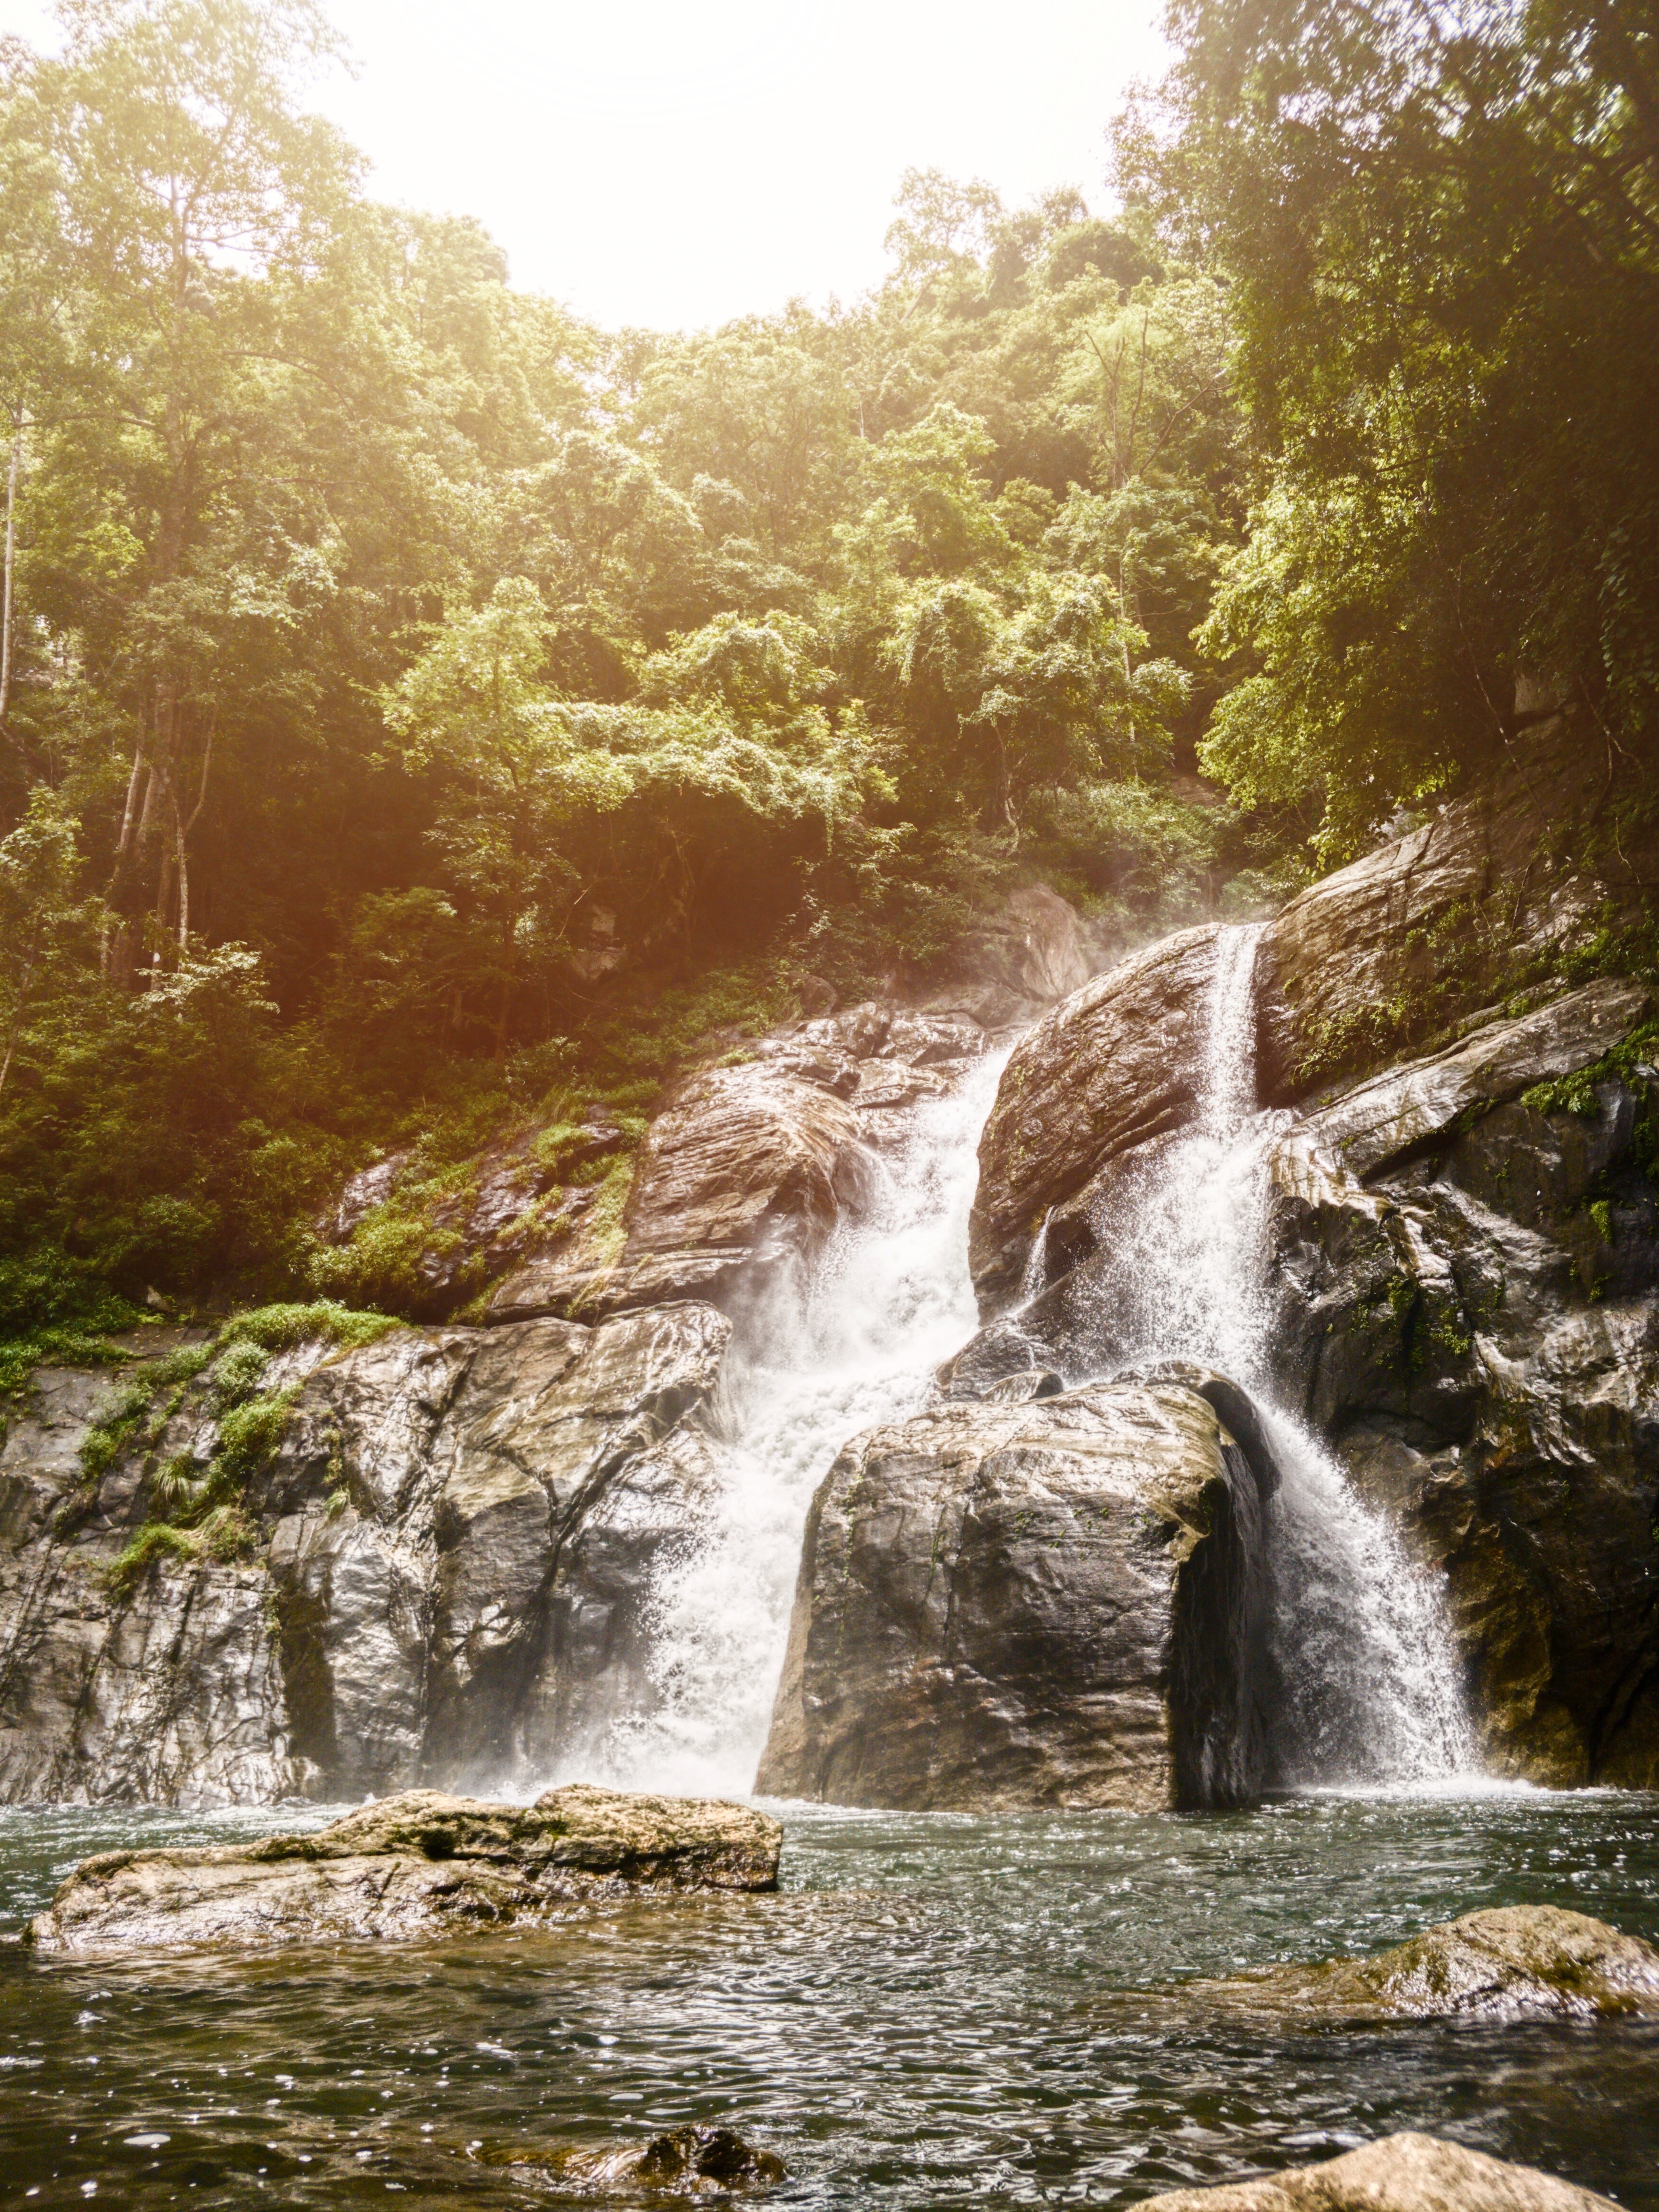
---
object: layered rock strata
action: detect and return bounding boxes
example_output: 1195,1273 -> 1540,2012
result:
27,1784 -> 780,1953
757,1378 -> 1278,1812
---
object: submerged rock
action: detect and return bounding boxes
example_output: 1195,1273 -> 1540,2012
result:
489,2124 -> 787,2194
757,1379 -> 1277,1812
26,1783 -> 780,1954
1197,1905 -> 1659,2021
1133,2130 -> 1618,2212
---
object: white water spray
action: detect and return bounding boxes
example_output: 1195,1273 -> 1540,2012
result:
1065,923 -> 1477,1785
552,922 -> 1474,1799
563,1050 -> 1010,1798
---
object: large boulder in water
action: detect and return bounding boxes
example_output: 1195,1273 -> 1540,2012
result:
1133,2132 -> 1618,2212
756,1378 -> 1277,1812
26,1784 -> 780,1954
970,923 -> 1233,1309
1195,1905 -> 1659,2022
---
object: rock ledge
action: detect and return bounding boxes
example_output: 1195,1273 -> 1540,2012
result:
27,1784 -> 781,1954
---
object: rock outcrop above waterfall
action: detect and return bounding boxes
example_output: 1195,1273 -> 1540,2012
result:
27,1784 -> 781,1954
0,1304 -> 731,1805
1133,2132 -> 1619,2212
487,1005 -> 992,1324
756,1378 -> 1278,1812
1195,1905 -> 1659,2021
322,885 -> 1099,1331
1256,737 -> 1659,1106
487,1065 -> 867,1322
970,923 -> 1229,1306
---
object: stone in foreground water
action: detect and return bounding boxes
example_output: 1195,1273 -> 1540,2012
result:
26,1783 -> 780,1954
486,2124 -> 788,2192
1194,1905 -> 1659,2021
1134,2130 -> 1618,2211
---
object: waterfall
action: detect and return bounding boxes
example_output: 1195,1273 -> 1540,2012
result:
1064,922 -> 1477,1786
559,1049 -> 1010,1799
550,918 -> 1474,1801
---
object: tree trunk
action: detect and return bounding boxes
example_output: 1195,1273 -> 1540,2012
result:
0,407 -> 21,730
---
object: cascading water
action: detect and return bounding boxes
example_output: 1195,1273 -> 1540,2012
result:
553,919 -> 1473,1800
1058,922 -> 1477,1786
560,1048 -> 1011,1798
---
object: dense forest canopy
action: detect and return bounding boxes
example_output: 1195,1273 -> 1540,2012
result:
0,0 -> 1652,1342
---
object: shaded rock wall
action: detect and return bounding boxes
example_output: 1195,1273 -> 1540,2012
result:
0,1305 -> 730,1806
1261,990 -> 1659,1785
757,1380 -> 1276,1812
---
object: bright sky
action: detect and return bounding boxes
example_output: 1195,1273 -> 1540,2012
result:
1,0 -> 1170,331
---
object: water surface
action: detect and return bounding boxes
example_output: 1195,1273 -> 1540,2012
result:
3,1790 -> 1657,2206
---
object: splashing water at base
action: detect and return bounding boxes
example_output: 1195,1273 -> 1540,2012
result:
1069,922 -> 1477,1786
563,1048 -> 1011,1797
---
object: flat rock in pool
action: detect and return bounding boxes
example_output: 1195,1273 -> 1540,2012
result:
1195,1905 -> 1659,2021
26,1784 -> 781,1955
487,2124 -> 787,2194
1133,2130 -> 1618,2210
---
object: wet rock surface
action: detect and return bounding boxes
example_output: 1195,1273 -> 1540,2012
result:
1133,2131 -> 1618,2212
0,1304 -> 732,1805
757,1379 -> 1277,1812
1261,989 -> 1659,1785
970,923 -> 1226,1308
1195,1905 -> 1659,2022
488,2124 -> 787,2194
26,1783 -> 781,1954
961,898 -> 1659,1787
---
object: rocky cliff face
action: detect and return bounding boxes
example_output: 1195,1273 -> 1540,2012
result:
0,902 -> 1103,1811
962,793 -> 1659,1790
1261,983 -> 1659,1785
757,1378 -> 1278,1812
0,1304 -> 731,1806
